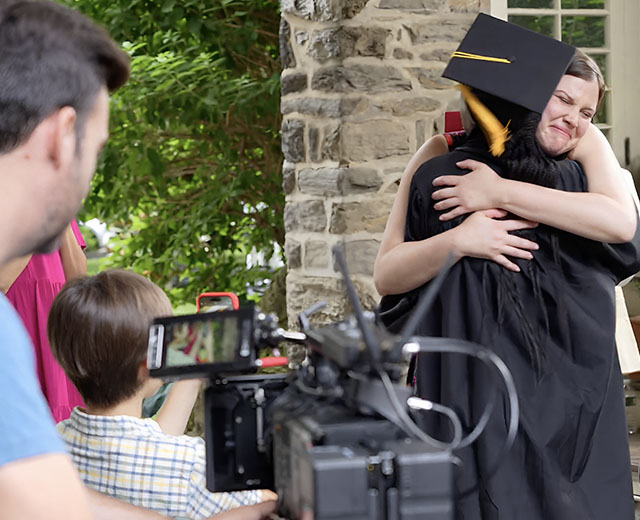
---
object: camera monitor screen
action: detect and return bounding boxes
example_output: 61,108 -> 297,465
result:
147,307 -> 255,379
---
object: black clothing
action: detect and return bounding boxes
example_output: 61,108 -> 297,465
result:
380,139 -> 640,519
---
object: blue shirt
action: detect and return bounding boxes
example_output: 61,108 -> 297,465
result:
0,294 -> 65,466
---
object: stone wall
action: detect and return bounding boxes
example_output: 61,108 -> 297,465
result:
280,0 -> 488,327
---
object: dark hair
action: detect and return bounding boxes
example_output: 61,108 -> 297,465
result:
0,1 -> 130,154
470,89 -> 558,188
566,49 -> 606,111
48,270 -> 172,409
463,91 -> 560,376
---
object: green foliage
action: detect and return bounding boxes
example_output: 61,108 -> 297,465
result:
60,0 -> 283,304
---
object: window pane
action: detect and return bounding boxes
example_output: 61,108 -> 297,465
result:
589,53 -> 607,82
562,16 -> 605,47
508,15 -> 555,38
508,0 -> 553,7
561,0 -> 605,8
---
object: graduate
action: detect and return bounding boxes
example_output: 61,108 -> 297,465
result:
380,14 -> 640,519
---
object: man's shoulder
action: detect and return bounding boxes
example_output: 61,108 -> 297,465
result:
0,296 -> 65,466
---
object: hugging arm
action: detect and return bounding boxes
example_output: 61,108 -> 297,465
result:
433,124 -> 636,242
373,135 -> 538,296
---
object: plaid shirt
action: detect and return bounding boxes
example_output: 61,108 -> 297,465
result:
57,408 -> 261,520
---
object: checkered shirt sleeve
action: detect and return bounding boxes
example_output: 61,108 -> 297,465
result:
57,409 -> 261,520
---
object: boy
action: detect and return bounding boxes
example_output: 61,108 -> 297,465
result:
48,269 -> 266,520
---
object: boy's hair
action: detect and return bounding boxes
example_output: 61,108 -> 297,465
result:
48,270 -> 172,409
0,0 -> 130,154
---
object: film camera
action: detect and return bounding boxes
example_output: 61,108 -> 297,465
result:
147,251 -> 518,520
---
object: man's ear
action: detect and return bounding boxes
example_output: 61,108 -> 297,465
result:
47,106 -> 77,172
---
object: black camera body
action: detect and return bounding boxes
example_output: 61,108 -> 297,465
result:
147,309 -> 459,520
203,370 -> 457,520
147,250 -> 518,520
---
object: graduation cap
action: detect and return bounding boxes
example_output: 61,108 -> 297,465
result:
443,13 -> 575,155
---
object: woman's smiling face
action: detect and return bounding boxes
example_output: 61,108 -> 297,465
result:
535,74 -> 600,157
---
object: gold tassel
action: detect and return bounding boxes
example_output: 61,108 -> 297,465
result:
457,84 -> 510,157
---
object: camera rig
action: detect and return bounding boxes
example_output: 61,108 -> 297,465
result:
148,249 -> 519,520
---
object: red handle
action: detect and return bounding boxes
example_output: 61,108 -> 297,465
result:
256,356 -> 289,368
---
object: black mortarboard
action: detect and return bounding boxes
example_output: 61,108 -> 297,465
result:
443,13 -> 575,114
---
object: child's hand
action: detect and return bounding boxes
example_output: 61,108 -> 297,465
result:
209,500 -> 277,520
259,490 -> 278,502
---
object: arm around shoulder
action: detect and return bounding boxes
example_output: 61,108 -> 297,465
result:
374,135 -> 449,295
0,453 -> 93,520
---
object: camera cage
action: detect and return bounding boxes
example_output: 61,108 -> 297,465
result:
147,248 -> 519,520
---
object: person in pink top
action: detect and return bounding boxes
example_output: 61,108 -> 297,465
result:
0,220 -> 87,422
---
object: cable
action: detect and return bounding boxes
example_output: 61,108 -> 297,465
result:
403,337 -> 519,497
377,367 -> 463,450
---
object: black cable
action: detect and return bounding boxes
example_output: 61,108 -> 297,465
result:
403,337 -> 519,497
376,367 -> 463,450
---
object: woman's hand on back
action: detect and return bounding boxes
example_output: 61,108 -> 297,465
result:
453,209 -> 539,272
432,160 -> 504,221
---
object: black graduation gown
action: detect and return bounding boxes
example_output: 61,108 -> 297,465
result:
380,140 -> 640,520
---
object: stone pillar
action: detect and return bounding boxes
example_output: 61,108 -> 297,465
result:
280,0 -> 488,327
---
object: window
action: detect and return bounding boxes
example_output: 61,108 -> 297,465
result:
491,0 -> 610,132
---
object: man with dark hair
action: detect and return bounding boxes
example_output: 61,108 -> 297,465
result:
0,2 -> 274,519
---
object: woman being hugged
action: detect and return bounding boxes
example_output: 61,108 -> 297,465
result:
377,14 -> 640,520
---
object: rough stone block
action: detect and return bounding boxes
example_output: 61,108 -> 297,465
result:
311,64 -> 411,94
284,200 -> 327,232
378,0 -> 439,12
344,168 -> 382,193
281,119 -> 306,163
416,119 -> 426,146
393,48 -> 413,60
285,239 -> 302,269
295,30 -> 309,45
282,0 -> 367,22
281,72 -> 308,96
279,17 -> 296,69
337,239 -> 380,276
419,45 -> 458,62
298,168 -> 345,196
352,278 -> 381,310
445,0 -> 489,13
308,126 -> 321,162
403,19 -> 472,44
321,123 -> 341,161
339,97 -> 370,117
341,120 -> 409,161
342,0 -> 369,18
304,240 -> 329,269
308,27 -> 354,62
281,97 -> 343,118
408,67 -> 453,90
382,97 -> 440,116
282,162 -> 296,195
281,0 -> 315,20
330,199 -> 391,234
286,274 -> 349,328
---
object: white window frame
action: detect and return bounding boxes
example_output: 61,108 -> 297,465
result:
490,0 -> 612,133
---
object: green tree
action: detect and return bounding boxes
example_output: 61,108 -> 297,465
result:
60,0 -> 283,304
